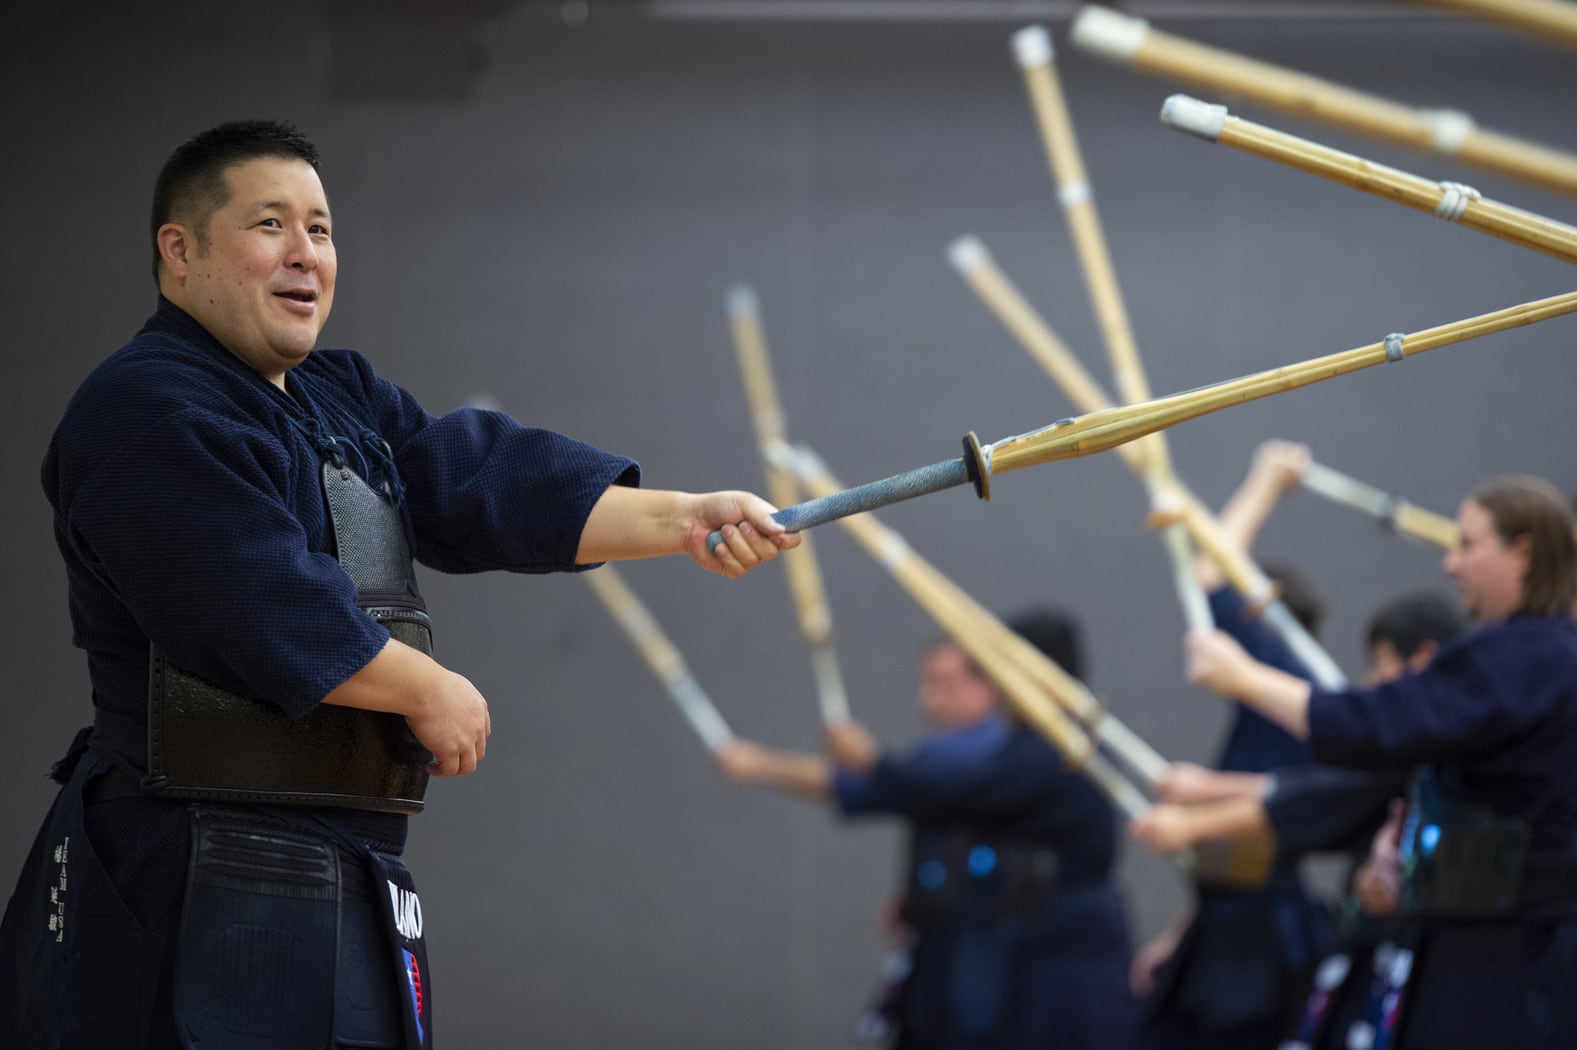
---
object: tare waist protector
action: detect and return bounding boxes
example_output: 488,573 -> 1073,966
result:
1401,767 -> 1529,918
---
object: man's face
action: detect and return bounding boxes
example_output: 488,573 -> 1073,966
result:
917,643 -> 996,730
1443,499 -> 1528,623
1362,639 -> 1408,687
163,156 -> 336,386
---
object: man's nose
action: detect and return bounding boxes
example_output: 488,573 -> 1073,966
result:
285,228 -> 319,270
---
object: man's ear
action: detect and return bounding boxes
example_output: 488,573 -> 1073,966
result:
156,223 -> 194,280
1405,641 -> 1438,675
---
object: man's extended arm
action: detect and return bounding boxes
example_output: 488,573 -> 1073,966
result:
1186,628 -> 1314,737
577,486 -> 799,578
1197,440 -> 1309,590
716,739 -> 834,802
1131,795 -> 1271,853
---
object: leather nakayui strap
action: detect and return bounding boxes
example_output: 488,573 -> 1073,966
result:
145,458 -> 433,814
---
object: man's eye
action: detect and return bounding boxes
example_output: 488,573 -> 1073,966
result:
310,224 -> 331,236
259,218 -> 282,228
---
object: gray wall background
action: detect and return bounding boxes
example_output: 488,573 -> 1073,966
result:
5,2 -> 1576,1045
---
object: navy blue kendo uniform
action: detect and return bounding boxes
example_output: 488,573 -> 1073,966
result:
0,297 -> 637,1049
1307,614 -> 1577,1049
1264,766 -> 1405,863
1141,586 -> 1337,1050
834,713 -> 1136,1050
1263,764 -> 1409,1050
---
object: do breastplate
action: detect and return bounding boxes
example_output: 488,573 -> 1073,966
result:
144,460 -> 433,814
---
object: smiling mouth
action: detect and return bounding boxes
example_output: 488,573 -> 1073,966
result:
276,290 -> 317,303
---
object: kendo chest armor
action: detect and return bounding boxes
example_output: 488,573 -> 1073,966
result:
144,459 -> 432,814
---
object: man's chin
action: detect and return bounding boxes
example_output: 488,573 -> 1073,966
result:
273,329 -> 322,360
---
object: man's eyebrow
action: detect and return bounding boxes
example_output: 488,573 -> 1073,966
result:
249,199 -> 332,220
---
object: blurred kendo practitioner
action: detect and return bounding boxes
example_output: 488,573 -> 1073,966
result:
1132,591 -> 1466,1050
0,120 -> 796,1050
1132,441 -> 1336,1050
718,610 -> 1136,1050
1189,474 -> 1577,1049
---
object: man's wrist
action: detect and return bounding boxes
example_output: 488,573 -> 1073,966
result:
1240,659 -> 1282,703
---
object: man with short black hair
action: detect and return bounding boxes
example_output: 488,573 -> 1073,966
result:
0,118 -> 796,1049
